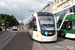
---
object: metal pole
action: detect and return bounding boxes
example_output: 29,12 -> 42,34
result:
21,12 -> 23,30
21,12 -> 23,23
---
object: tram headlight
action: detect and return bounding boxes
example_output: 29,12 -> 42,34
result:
39,31 -> 42,34
39,31 -> 45,35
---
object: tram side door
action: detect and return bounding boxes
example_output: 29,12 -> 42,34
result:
33,19 -> 38,38
29,20 -> 33,37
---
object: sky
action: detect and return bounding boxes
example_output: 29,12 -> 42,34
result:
0,0 -> 53,24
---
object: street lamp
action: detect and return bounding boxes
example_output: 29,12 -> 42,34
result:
21,12 -> 25,30
29,10 -> 35,17
29,10 -> 34,12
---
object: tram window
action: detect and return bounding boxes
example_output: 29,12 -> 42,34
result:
33,26 -> 37,31
61,10 -> 64,15
66,8 -> 70,14
70,7 -> 72,12
29,20 -> 33,29
33,19 -> 37,31
61,22 -> 66,29
55,12 -> 61,17
73,5 -> 75,12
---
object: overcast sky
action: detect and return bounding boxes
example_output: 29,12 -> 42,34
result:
0,0 -> 53,23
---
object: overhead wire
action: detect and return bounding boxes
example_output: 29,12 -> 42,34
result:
4,0 -> 15,13
4,0 -> 23,22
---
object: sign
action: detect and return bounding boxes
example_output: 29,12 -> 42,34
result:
45,31 -> 48,36
55,16 -> 59,23
2,22 -> 4,25
56,18 -> 57,22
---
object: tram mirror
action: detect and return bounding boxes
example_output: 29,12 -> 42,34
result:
33,16 -> 36,19
32,14 -> 33,16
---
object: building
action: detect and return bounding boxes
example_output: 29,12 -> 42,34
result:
52,0 -> 75,13
39,2 -> 53,12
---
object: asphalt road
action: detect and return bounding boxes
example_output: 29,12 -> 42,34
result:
0,29 -> 75,50
0,32 -> 16,50
2,32 -> 40,50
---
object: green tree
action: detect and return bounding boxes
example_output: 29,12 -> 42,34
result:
0,14 -> 19,26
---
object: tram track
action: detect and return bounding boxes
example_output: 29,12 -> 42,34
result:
0,34 -> 13,45
40,43 -> 48,50
55,42 -> 71,50
40,42 -> 71,50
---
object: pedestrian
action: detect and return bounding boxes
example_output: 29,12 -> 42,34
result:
5,26 -> 7,31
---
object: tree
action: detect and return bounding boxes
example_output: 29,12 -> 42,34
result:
0,14 -> 19,26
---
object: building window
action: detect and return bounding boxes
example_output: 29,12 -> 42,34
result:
54,0 -> 56,3
60,7 -> 61,9
56,0 -> 59,2
63,4 -> 64,8
67,2 -> 69,6
65,3 -> 67,6
59,6 -> 60,10
58,7 -> 59,10
54,0 -> 59,3
61,6 -> 62,9
71,0 -> 73,5
55,9 -> 56,11
60,0 -> 63,2
64,3 -> 65,7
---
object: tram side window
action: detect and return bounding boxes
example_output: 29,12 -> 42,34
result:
29,20 -> 33,29
33,19 -> 37,31
70,7 -> 72,12
57,10 -> 65,28
73,5 -> 75,12
61,22 -> 66,29
64,8 -> 70,14
57,8 -> 71,29
55,12 -> 61,17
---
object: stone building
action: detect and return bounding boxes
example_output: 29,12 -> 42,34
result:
52,0 -> 75,13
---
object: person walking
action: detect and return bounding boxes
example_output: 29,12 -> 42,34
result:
5,26 -> 8,31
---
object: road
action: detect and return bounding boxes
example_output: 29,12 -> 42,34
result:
0,31 -> 16,50
0,29 -> 75,50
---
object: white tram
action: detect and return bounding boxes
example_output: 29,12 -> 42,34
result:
28,12 -> 57,42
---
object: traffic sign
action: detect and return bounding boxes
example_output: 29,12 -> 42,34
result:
2,22 -> 4,25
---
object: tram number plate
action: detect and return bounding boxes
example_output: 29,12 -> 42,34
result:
48,32 -> 52,34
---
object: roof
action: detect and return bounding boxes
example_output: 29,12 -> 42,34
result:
39,2 -> 53,12
37,12 -> 54,16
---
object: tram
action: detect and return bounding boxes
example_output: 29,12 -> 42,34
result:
28,12 -> 57,42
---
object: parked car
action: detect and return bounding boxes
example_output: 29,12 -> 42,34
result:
0,26 -> 2,31
12,26 -> 17,31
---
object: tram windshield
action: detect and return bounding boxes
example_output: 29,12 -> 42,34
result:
38,16 -> 54,31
